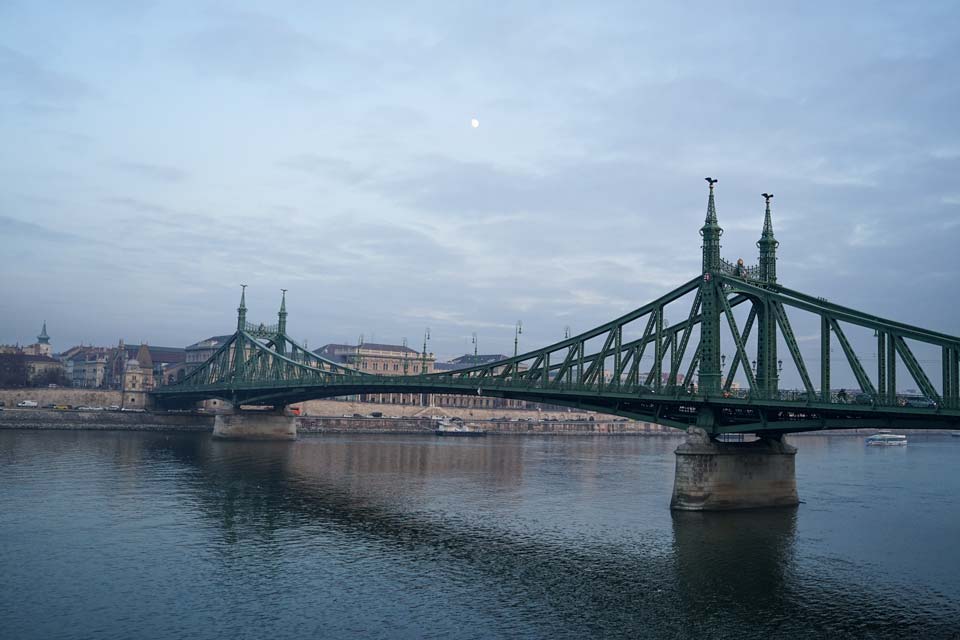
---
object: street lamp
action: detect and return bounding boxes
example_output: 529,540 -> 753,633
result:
421,328 -> 430,375
514,321 -> 523,358
472,332 -> 478,357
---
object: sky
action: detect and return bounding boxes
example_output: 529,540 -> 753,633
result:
1,1 -> 959,372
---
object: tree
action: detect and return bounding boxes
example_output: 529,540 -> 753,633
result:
0,354 -> 28,388
31,367 -> 71,388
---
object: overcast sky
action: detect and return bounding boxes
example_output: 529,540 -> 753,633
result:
2,1 -> 958,367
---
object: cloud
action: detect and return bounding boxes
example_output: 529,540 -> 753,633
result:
112,161 -> 189,183
0,45 -> 97,112
1,1 -> 959,371
177,9 -> 327,81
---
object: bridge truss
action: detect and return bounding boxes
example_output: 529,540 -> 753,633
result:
153,183 -> 960,435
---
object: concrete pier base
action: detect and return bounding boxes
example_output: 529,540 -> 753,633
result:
670,428 -> 798,511
212,412 -> 297,441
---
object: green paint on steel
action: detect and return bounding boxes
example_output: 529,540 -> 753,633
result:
154,182 -> 960,435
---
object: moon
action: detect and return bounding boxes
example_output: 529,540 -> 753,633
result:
470,118 -> 480,129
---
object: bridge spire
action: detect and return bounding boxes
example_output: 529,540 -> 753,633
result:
756,193 -> 780,397
758,193 -> 778,284
698,178 -> 723,398
237,284 -> 247,331
278,289 -> 288,335
700,177 -> 723,272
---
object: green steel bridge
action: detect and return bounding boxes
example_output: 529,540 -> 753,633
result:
153,181 -> 960,436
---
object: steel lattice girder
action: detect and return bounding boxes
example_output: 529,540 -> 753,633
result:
154,269 -> 960,433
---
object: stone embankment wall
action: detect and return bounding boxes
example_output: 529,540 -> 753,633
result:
0,408 -> 213,432
299,416 -> 670,435
0,408 -> 673,436
298,398 -> 654,425
0,388 -> 122,408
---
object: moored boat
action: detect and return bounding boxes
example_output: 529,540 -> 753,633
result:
866,432 -> 907,446
435,419 -> 487,437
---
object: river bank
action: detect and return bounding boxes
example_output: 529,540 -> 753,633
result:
1,407 -> 945,436
0,407 -> 214,432
0,408 -> 670,436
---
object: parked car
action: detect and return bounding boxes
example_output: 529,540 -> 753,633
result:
106,405 -> 121,411
17,400 -> 38,408
53,405 -> 71,411
902,395 -> 938,409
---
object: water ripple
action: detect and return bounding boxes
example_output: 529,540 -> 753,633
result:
0,431 -> 958,639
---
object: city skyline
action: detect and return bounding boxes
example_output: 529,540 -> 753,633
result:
2,2 -> 958,364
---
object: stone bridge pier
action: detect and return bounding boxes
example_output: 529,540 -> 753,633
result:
670,427 -> 799,511
213,408 -> 297,441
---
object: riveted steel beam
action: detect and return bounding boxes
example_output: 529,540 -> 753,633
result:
829,319 -> 876,397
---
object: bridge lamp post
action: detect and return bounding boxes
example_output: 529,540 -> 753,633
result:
721,354 -> 727,387
421,328 -> 431,407
514,321 -> 523,358
421,328 -> 430,376
472,332 -> 478,357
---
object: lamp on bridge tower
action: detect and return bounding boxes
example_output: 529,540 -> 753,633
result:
514,321 -> 523,358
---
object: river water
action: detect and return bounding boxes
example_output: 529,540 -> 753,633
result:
1,430 -> 958,639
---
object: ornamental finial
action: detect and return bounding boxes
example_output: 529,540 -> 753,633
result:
760,193 -> 775,238
703,177 -> 719,225
237,284 -> 248,330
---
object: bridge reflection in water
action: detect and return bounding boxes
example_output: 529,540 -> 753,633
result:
103,433 -> 958,636
4,430 -> 958,638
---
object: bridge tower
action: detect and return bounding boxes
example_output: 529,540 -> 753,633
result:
276,289 -> 288,356
234,285 -> 248,380
756,194 -> 779,397
237,284 -> 247,331
697,177 -> 723,397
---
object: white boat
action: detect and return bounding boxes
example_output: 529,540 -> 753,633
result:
435,419 -> 486,437
866,432 -> 907,446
